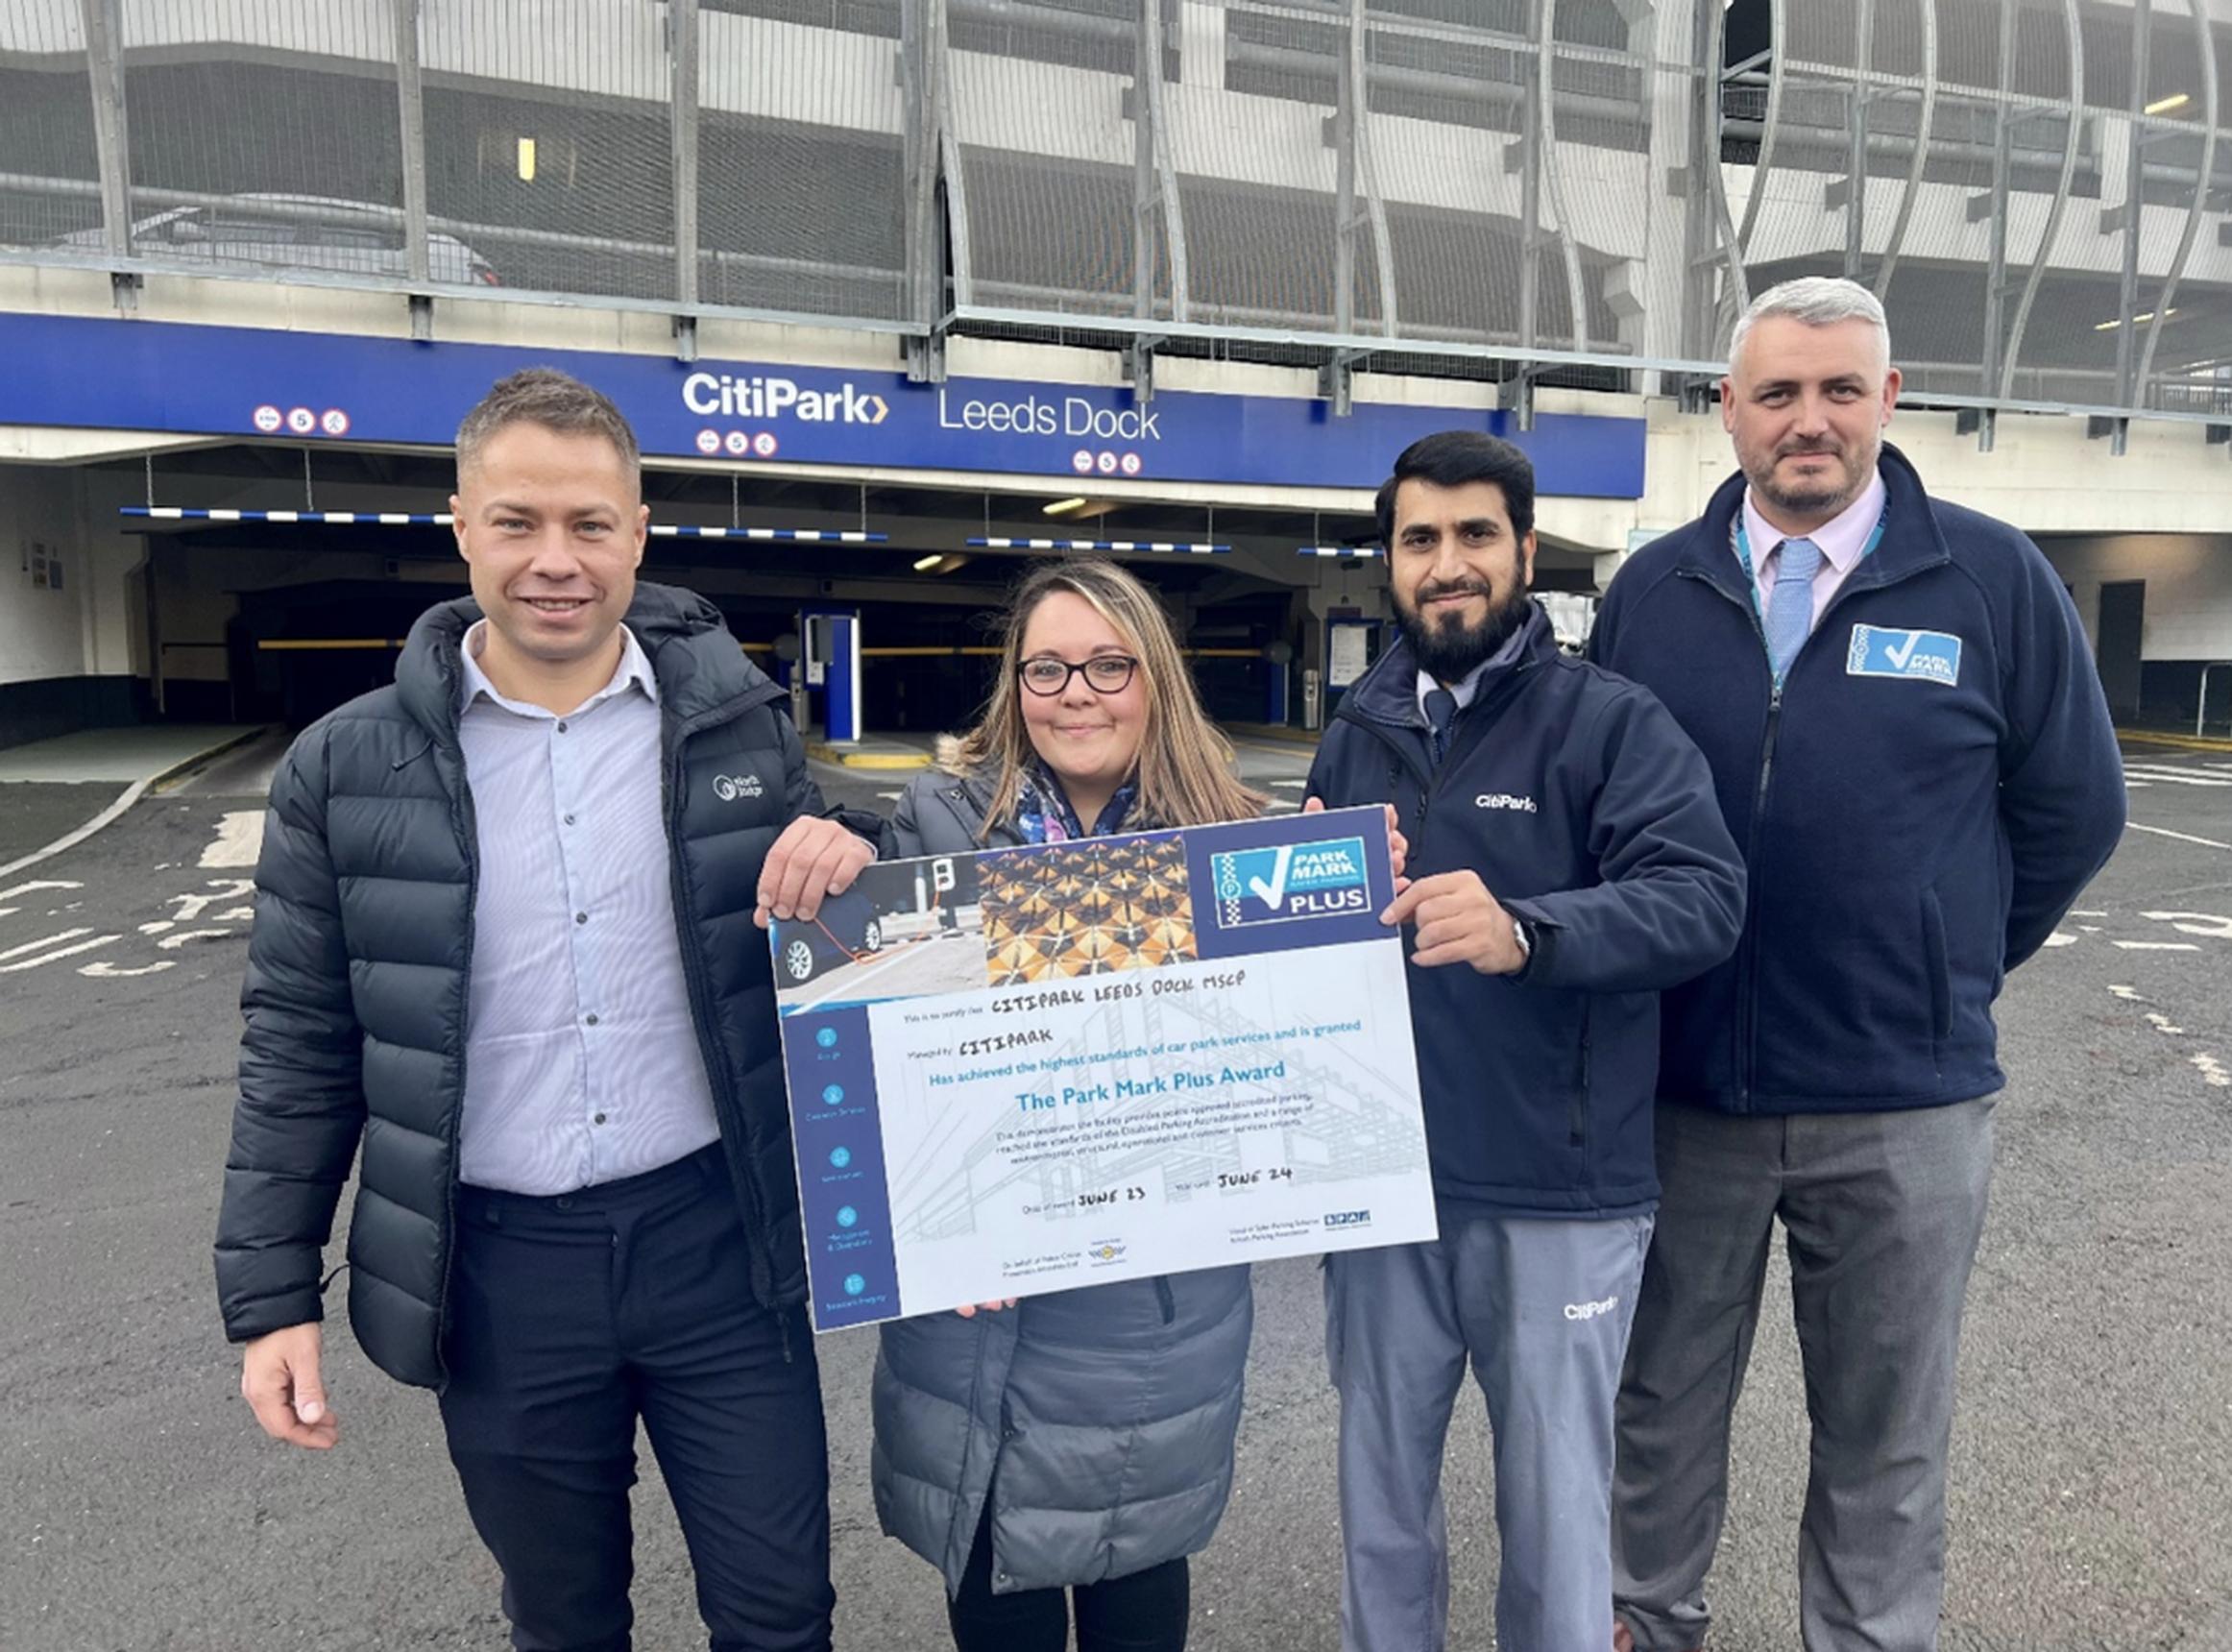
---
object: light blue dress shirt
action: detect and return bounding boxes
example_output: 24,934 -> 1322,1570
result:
454,621 -> 721,1195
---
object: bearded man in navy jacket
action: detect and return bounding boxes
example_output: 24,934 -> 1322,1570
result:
1303,430 -> 1745,1652
1591,277 -> 2124,1652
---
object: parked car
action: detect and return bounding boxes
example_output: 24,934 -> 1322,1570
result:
776,886 -> 886,986
50,193 -> 500,287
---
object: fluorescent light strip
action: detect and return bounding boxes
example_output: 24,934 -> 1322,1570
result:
648,527 -> 886,542
967,537 -> 1229,554
1296,546 -> 1387,558
121,507 -> 453,523
117,509 -> 884,542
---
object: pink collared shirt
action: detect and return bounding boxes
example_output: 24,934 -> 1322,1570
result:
1740,466 -> 1888,636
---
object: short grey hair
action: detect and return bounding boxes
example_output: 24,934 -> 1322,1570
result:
1730,277 -> 1892,373
455,367 -> 641,488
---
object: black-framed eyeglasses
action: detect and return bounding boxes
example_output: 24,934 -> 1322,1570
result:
1019,654 -> 1138,696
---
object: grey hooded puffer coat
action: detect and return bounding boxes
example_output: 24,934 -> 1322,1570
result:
869,765 -> 1255,1597
213,583 -> 880,1389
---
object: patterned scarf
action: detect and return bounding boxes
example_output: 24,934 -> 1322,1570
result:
1011,761 -> 1142,844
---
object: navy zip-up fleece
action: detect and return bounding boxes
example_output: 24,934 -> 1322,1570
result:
1588,444 -> 2124,1117
1305,605 -> 1745,1220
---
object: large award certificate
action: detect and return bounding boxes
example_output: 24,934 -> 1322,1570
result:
769,805 -> 1437,1330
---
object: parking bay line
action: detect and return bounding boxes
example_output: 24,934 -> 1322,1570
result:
2126,823 -> 2232,851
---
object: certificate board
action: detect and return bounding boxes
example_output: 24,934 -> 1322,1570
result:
769,806 -> 1437,1330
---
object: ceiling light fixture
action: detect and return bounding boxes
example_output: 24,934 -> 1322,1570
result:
912,553 -> 942,571
2145,92 -> 2192,116
1043,498 -> 1091,517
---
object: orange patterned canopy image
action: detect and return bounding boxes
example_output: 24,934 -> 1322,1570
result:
976,837 -> 1199,984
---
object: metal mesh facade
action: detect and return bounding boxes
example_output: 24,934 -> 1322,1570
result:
5,0 -> 2232,421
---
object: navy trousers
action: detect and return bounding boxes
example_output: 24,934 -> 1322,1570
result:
437,1145 -> 836,1652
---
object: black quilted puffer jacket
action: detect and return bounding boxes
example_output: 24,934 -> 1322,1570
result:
214,582 -> 881,1389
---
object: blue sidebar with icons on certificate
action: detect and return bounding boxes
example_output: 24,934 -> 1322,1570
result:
768,805 -> 1438,1331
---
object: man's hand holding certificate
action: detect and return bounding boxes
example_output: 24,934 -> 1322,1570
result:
769,805 -> 1436,1329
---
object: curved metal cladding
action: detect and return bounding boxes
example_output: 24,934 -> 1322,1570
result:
5,0 -> 2232,419
1747,0 -> 2232,417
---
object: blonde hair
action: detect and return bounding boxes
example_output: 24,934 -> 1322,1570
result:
953,558 -> 1267,840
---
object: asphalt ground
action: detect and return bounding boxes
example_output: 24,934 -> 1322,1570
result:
1,736 -> 2227,1650
0,782 -> 123,867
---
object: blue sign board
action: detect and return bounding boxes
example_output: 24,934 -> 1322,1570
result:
0,312 -> 1645,498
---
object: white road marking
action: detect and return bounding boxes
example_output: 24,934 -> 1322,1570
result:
2125,779 -> 2152,788
157,928 -> 235,950
1,927 -> 91,960
165,880 -> 255,924
2109,984 -> 2145,1001
79,959 -> 176,979
2124,760 -> 2232,776
2141,911 -> 2232,938
138,921 -> 173,935
2071,910 -> 2107,917
2113,940 -> 2202,952
1268,780 -> 1309,790
2078,926 -> 2102,934
0,933 -> 119,972
200,812 -> 265,868
2044,932 -> 2076,947
2193,1054 -> 2230,1087
2119,765 -> 2232,787
0,880 -> 82,902
877,790 -> 903,801
2145,1012 -> 2185,1035
2126,823 -> 2232,851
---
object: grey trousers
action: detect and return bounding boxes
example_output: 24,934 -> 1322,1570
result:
1326,1213 -> 1655,1652
1612,1097 -> 1996,1652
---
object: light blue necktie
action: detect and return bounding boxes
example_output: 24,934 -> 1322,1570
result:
1765,536 -> 1822,680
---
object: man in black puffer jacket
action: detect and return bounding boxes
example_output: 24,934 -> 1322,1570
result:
214,368 -> 883,1652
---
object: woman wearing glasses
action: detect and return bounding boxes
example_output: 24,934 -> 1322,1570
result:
870,557 -> 1265,1652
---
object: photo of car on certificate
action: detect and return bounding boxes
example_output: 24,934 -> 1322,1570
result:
769,804 -> 1437,1331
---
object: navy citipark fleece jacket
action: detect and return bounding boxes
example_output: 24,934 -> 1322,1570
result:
1589,444 -> 2125,1116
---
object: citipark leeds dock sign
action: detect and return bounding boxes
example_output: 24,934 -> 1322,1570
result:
0,313 -> 1644,498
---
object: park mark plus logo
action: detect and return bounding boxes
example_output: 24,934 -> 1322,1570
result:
1210,837 -> 1370,929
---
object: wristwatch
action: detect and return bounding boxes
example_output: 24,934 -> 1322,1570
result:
1512,916 -> 1535,969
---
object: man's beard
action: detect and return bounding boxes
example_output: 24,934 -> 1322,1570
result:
1394,576 -> 1534,685
1748,436 -> 1875,520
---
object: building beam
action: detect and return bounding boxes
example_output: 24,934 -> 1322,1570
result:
1843,0 -> 1876,279
395,0 -> 430,293
1995,0 -> 2084,405
1871,0 -> 1937,298
669,0 -> 700,314
2136,0 -> 2220,406
78,0 -> 132,307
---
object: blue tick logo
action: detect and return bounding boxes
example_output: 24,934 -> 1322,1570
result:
1210,836 -> 1371,929
1847,624 -> 1961,686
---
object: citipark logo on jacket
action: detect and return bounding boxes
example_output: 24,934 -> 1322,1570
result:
1210,837 -> 1370,929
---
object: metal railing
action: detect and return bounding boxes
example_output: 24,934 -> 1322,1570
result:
1,0 -> 2230,426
